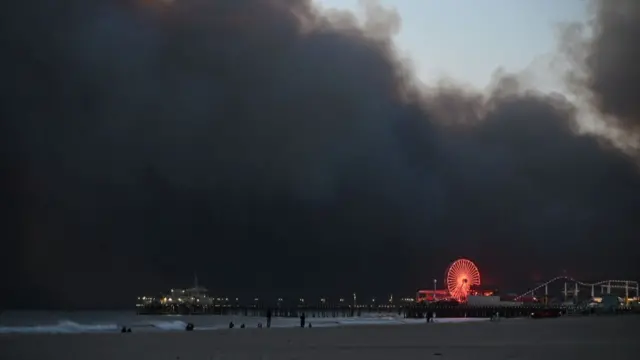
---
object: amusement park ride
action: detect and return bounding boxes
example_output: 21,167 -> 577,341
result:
417,258 -> 639,304
417,258 -> 484,303
515,277 -> 640,304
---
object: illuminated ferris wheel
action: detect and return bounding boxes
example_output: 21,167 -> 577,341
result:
446,258 -> 481,302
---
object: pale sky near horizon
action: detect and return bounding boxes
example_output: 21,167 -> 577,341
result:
314,0 -> 588,91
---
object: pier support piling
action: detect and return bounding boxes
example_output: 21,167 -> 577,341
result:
625,281 -> 629,302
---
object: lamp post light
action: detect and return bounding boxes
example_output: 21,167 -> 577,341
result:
433,279 -> 438,301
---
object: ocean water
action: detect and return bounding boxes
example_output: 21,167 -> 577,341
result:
0,310 -> 489,334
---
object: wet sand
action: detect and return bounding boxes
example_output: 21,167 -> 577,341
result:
2,316 -> 638,360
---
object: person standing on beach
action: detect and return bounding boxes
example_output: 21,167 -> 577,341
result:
300,312 -> 306,328
266,308 -> 272,328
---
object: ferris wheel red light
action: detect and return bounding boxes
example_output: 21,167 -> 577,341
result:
446,258 -> 481,302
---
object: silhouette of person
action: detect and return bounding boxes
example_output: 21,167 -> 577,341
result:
266,308 -> 272,328
300,313 -> 306,328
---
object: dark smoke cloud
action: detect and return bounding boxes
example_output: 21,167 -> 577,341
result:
562,0 -> 640,134
584,0 -> 640,130
1,0 -> 639,308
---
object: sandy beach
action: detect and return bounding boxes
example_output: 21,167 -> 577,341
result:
2,316 -> 638,360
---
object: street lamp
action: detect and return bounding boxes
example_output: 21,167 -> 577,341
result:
433,279 -> 437,301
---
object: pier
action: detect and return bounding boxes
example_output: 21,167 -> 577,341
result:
136,265 -> 639,319
136,300 -> 640,318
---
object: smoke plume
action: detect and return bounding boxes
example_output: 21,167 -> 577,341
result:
1,0 -> 638,308
560,0 -> 640,150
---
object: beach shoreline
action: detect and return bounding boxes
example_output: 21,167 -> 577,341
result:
0,311 -> 490,333
2,316 -> 639,360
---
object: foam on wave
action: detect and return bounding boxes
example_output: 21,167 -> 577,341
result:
0,320 -> 119,334
147,320 -> 189,331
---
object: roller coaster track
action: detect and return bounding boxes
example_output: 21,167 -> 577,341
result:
515,276 -> 639,300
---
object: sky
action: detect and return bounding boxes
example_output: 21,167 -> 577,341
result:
1,0 -> 639,309
315,0 -> 588,91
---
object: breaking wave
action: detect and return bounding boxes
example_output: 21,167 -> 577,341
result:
0,320 -> 119,334
0,315 -> 489,334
